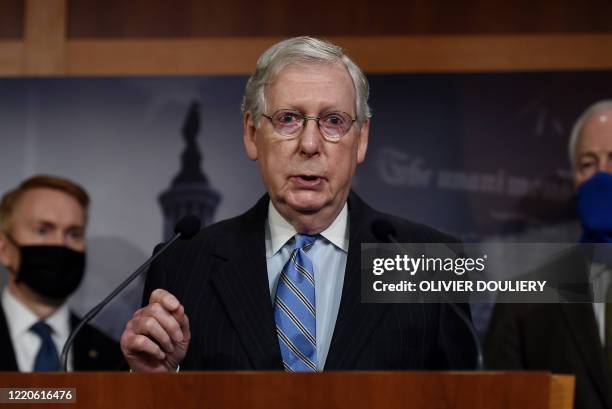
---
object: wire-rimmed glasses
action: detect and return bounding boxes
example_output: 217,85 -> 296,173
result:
262,109 -> 356,141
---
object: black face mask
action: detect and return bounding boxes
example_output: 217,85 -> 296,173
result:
8,238 -> 86,300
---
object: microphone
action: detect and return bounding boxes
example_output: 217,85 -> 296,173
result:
371,219 -> 484,370
60,215 -> 202,372
371,219 -> 397,244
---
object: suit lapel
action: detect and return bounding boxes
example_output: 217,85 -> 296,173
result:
70,314 -> 95,371
70,314 -> 89,370
561,303 -> 612,408
0,304 -> 18,371
325,192 -> 389,370
209,195 -> 283,370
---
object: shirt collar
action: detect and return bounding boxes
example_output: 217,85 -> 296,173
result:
266,200 -> 349,258
46,303 -> 70,343
2,286 -> 70,340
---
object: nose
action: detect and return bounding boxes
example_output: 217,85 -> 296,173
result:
48,232 -> 67,246
602,156 -> 612,173
298,118 -> 323,157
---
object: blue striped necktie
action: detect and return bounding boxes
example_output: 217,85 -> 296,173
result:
274,234 -> 318,372
30,321 -> 60,372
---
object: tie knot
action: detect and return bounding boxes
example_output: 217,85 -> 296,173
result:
30,321 -> 53,339
293,234 -> 318,251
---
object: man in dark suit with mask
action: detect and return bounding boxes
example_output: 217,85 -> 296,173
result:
486,100 -> 612,409
120,36 -> 475,373
0,175 -> 123,371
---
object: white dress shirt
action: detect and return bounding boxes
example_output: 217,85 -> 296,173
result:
1,287 -> 72,371
265,201 -> 349,371
590,264 -> 611,345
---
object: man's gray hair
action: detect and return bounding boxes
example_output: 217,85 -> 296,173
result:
241,36 -> 372,126
569,99 -> 612,169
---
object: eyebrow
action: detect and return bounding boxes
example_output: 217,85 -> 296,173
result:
31,220 -> 56,227
32,219 -> 84,231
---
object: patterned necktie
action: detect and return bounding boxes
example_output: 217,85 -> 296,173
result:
274,234 -> 318,372
30,321 -> 60,372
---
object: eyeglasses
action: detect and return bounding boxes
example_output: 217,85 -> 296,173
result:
262,109 -> 356,141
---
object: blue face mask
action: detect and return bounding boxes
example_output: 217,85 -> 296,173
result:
577,172 -> 612,243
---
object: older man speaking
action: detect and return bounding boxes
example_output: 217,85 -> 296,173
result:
120,36 -> 475,372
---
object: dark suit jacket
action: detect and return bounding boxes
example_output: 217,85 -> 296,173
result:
485,246 -> 612,409
0,304 -> 123,371
144,191 -> 476,370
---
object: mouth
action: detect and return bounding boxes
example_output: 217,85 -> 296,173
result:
291,175 -> 325,188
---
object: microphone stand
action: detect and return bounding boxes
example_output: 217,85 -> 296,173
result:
386,236 -> 484,370
59,232 -> 183,372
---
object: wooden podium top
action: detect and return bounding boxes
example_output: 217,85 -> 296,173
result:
0,371 -> 574,409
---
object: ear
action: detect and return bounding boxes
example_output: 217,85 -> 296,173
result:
0,232 -> 13,269
243,112 -> 259,161
356,120 -> 370,164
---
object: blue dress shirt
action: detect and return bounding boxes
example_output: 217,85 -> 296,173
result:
265,201 -> 348,370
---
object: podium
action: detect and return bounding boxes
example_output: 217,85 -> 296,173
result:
0,371 -> 574,409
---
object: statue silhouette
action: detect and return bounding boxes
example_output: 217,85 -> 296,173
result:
159,101 -> 221,240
